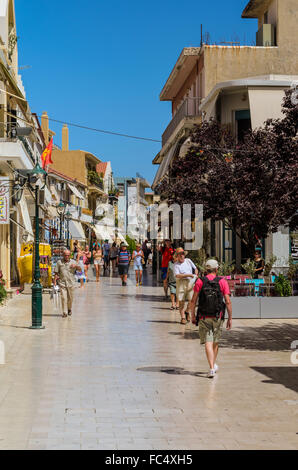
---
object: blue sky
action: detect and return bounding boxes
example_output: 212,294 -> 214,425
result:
16,0 -> 257,184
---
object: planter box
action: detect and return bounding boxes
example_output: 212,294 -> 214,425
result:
260,297 -> 298,319
232,297 -> 261,319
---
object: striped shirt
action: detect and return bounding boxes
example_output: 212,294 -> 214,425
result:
118,250 -> 130,265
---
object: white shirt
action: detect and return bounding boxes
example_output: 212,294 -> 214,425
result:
174,258 -> 196,277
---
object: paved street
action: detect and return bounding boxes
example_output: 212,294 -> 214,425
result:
0,269 -> 297,450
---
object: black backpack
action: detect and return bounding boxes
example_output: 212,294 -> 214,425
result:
196,276 -> 226,323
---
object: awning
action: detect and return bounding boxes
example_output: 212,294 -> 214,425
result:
50,185 -> 60,202
44,186 -> 52,205
152,141 -> 179,189
248,87 -> 285,129
93,224 -> 112,242
68,183 -> 84,200
115,231 -> 126,244
45,206 -> 58,219
18,195 -> 34,240
68,220 -> 86,241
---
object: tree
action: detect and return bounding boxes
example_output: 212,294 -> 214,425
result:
158,90 -> 298,259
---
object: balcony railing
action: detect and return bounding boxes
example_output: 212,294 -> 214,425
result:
87,170 -> 104,191
162,97 -> 201,147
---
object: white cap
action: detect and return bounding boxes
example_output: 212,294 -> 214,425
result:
205,259 -> 219,270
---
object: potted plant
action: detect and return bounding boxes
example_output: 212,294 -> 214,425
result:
274,274 -> 292,297
0,270 -> 7,305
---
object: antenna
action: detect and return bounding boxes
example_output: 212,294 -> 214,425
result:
19,65 -> 32,71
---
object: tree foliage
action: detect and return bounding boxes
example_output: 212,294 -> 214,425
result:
158,90 -> 298,257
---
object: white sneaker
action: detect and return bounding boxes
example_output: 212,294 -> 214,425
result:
207,369 -> 215,378
214,363 -> 219,373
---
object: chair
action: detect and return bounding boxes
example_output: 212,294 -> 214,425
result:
245,279 -> 264,296
227,279 -> 240,296
234,284 -> 254,297
234,274 -> 252,282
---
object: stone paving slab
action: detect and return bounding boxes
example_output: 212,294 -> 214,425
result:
0,269 -> 297,450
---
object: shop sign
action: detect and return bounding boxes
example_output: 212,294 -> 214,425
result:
0,177 -> 9,225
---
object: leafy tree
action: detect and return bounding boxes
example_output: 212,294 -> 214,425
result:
158,90 -> 298,258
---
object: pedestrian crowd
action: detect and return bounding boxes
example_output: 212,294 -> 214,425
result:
53,238 -> 232,378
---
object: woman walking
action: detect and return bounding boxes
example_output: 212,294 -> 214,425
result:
93,245 -> 103,282
76,246 -> 86,288
110,242 -> 119,273
83,247 -> 92,282
132,244 -> 144,286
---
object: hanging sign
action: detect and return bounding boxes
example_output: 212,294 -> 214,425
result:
0,177 -> 10,224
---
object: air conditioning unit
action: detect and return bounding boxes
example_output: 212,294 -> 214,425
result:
256,24 -> 276,46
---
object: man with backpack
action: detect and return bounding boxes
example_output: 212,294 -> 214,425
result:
190,259 -> 232,378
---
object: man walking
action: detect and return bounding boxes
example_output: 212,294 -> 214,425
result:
54,249 -> 80,318
190,259 -> 232,378
103,239 -> 110,272
174,248 -> 198,324
158,240 -> 174,299
117,243 -> 131,286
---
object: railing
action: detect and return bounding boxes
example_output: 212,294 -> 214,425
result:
162,97 -> 201,147
18,135 -> 35,164
87,170 -> 104,190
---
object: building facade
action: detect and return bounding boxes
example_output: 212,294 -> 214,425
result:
152,0 -> 298,269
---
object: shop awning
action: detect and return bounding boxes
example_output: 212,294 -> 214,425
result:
50,185 -> 60,202
94,224 -> 112,242
68,183 -> 84,200
45,206 -> 58,219
115,231 -> 127,244
18,195 -> 34,240
69,220 -> 86,241
44,186 -> 52,205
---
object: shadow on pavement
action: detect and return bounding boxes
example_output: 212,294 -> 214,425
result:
219,322 -> 298,352
148,320 -> 179,324
167,322 -> 298,351
251,367 -> 298,394
137,366 -> 206,378
169,331 -> 201,340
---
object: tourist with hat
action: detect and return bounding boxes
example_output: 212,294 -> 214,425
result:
174,247 -> 198,324
190,259 -> 232,378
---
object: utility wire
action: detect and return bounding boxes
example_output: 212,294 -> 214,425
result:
36,115 -> 162,143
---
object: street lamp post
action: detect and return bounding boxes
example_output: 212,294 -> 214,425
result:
57,201 -> 66,241
29,163 -> 47,330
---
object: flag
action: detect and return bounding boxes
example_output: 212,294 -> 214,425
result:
41,137 -> 53,170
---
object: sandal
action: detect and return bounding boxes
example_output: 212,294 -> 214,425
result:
62,314 -> 67,318
180,318 -> 187,325
185,312 -> 190,322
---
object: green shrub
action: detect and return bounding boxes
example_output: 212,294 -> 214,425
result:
274,274 -> 292,297
0,283 -> 7,305
241,259 -> 255,277
125,235 -> 136,254
263,255 -> 277,277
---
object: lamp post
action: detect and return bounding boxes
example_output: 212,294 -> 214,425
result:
57,201 -> 66,241
29,163 -> 47,330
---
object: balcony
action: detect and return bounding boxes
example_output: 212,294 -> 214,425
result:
87,170 -> 104,193
162,97 -> 201,147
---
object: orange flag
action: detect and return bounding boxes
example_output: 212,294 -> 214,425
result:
41,137 -> 53,170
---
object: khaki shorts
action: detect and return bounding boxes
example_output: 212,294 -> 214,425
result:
176,278 -> 195,302
199,318 -> 224,344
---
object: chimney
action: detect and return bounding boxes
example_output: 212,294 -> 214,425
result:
41,111 -> 49,144
62,124 -> 69,151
